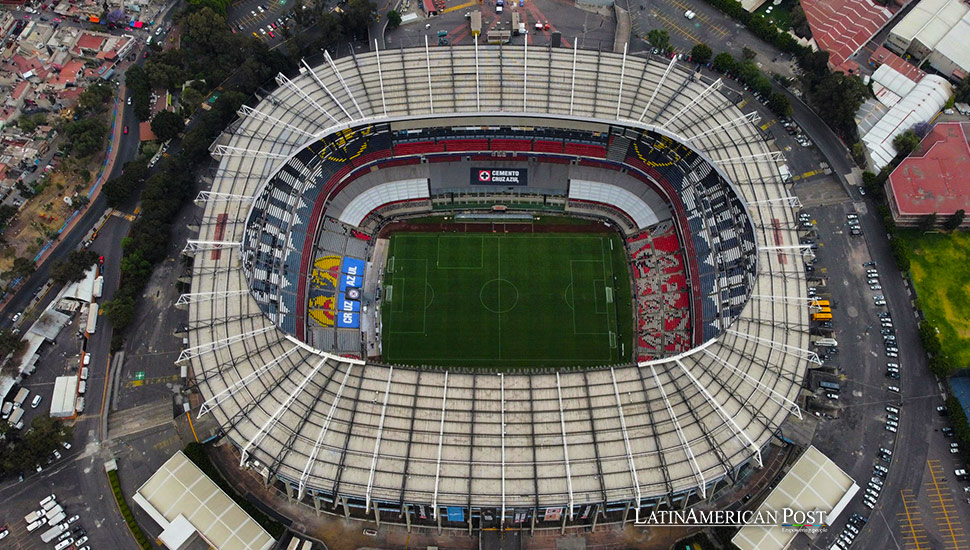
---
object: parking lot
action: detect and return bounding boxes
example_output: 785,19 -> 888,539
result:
227,0 -> 294,43
785,185 -> 970,549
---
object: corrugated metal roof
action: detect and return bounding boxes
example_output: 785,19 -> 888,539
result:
862,75 -> 953,170
890,0 -> 963,43
932,10 -> 970,75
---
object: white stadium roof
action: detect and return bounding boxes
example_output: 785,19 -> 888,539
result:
186,44 -> 811,526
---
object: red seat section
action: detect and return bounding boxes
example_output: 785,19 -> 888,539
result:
564,143 -> 607,158
393,141 -> 445,156
491,139 -> 533,152
533,140 -> 564,153
444,139 -> 489,152
628,222 -> 692,361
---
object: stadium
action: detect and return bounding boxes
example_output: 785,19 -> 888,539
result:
181,43 -> 813,531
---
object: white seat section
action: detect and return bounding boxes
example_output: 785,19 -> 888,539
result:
337,179 -> 430,227
568,180 -> 661,228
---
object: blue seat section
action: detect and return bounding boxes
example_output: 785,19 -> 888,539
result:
242,124 -> 395,336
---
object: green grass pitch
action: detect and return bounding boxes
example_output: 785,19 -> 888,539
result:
380,232 -> 634,369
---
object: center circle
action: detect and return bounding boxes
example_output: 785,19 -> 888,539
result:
480,279 -> 518,314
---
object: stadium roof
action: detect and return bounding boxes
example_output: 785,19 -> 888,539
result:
732,446 -> 858,550
185,45 -> 810,521
133,451 -> 275,550
801,0 -> 893,72
889,121 -> 970,217
862,75 -> 952,170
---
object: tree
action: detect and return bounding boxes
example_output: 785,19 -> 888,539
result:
742,47 -> 756,60
912,121 -> 932,138
943,209 -> 965,231
893,130 -> 920,156
888,236 -> 910,271
181,87 -> 204,110
807,72 -> 868,140
768,92 -> 792,117
790,3 -> 812,38
0,329 -> 24,357
5,257 -> 35,280
691,43 -> 713,64
102,295 -> 136,329
387,9 -> 401,29
341,0 -> 376,40
151,111 -> 185,142
918,321 -> 942,355
0,204 -> 17,228
955,75 -> 970,104
918,212 -> 938,232
50,250 -> 98,285
712,52 -> 737,74
647,29 -> 670,52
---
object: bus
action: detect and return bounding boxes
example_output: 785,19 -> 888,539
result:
810,299 -> 830,307
811,313 -> 832,321
816,307 -> 832,313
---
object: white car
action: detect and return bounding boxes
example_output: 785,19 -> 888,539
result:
684,9 -> 696,19
75,535 -> 89,545
66,514 -> 80,524
885,405 -> 899,414
888,386 -> 900,393
61,441 -> 71,450
886,425 -> 897,433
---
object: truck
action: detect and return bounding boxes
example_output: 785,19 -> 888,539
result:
45,511 -> 66,527
24,509 -> 45,523
511,11 -> 519,32
469,10 -> 481,37
93,275 -> 104,298
1,401 -> 12,419
45,504 -> 63,521
85,303 -> 98,334
8,406 -> 25,428
495,0 -> 503,12
814,338 -> 838,347
42,499 -> 59,512
778,164 -> 792,183
40,523 -> 67,544
13,387 -> 29,406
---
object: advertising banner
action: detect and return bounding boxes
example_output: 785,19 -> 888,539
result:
472,167 -> 528,186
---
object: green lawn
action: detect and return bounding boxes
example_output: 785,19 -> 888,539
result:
381,232 -> 633,369
901,230 -> 970,367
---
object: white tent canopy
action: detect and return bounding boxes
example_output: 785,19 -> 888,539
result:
862,75 -> 952,170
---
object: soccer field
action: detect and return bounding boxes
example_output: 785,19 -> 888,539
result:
381,232 -> 634,369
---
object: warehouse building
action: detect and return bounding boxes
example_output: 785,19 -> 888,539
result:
886,0 -> 970,81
